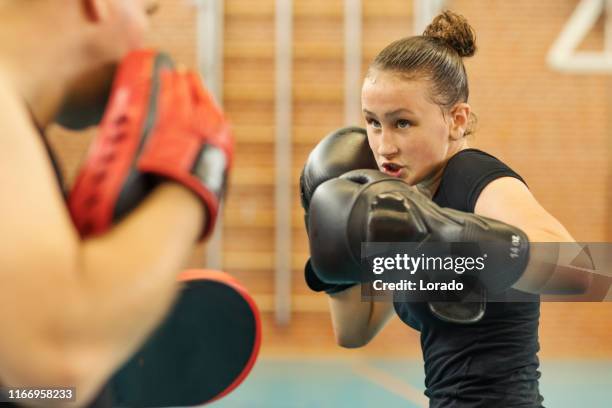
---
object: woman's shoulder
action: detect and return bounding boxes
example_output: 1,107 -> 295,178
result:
445,148 -> 507,168
436,148 -> 525,212
443,148 -> 522,179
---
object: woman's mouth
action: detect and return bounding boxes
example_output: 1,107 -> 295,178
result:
381,162 -> 405,177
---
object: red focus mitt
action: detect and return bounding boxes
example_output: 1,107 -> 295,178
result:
68,50 -> 234,240
106,269 -> 261,407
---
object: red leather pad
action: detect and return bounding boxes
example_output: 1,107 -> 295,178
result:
69,50 -> 175,237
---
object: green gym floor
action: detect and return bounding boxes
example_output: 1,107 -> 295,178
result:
212,359 -> 612,407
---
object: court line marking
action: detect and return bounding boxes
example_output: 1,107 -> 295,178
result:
352,362 -> 428,407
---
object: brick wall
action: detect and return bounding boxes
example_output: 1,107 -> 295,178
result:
48,0 -> 612,357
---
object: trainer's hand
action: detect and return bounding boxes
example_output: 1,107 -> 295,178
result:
68,50 -> 234,241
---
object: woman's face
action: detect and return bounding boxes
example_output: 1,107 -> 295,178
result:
361,69 -> 464,187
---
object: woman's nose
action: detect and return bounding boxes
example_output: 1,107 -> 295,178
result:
376,130 -> 399,158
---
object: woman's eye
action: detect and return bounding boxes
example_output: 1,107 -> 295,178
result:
397,119 -> 411,129
367,118 -> 382,129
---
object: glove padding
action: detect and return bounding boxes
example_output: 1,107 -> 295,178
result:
300,126 -> 376,293
107,269 -> 261,407
68,49 -> 233,240
308,169 -> 530,294
300,126 -> 376,212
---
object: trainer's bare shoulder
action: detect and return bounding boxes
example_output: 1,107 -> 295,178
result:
0,72 -> 83,393
0,71 -> 79,273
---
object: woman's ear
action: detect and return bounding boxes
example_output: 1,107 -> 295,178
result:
82,0 -> 110,22
449,102 -> 471,140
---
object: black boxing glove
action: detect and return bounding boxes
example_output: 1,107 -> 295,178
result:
308,169 -> 530,294
300,126 -> 377,294
300,126 -> 376,221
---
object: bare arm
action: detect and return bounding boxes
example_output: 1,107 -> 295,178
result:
327,286 -> 395,348
0,85 -> 204,406
474,177 -> 591,294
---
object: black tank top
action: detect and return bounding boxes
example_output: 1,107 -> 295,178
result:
39,130 -> 66,194
394,149 -> 544,408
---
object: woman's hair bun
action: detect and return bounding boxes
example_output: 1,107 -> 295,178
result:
423,10 -> 476,58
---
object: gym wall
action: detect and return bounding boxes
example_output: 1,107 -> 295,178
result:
48,0 -> 612,358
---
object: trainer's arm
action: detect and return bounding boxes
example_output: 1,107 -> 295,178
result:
328,287 -> 395,348
0,93 -> 204,406
474,177 -> 591,294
